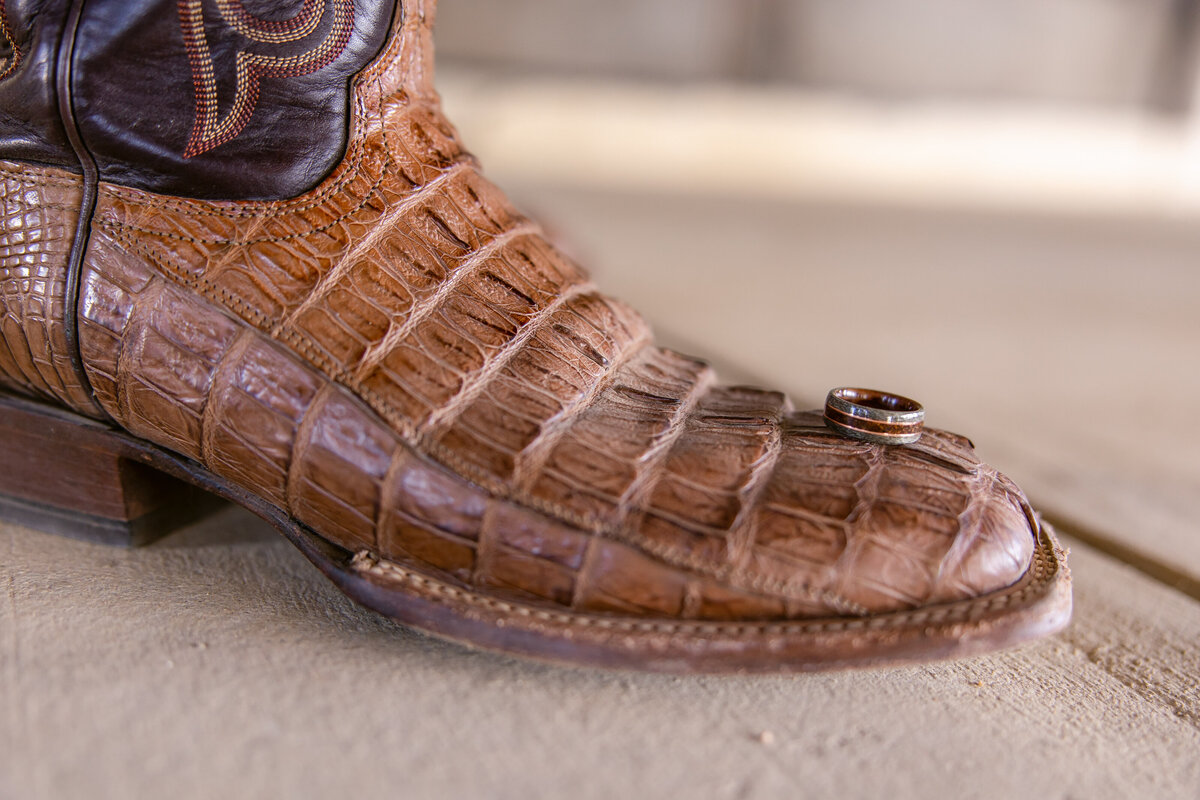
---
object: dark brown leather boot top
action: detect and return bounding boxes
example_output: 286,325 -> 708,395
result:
0,0 -> 1069,671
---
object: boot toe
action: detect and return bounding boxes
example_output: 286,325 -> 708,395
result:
682,410 -> 1038,618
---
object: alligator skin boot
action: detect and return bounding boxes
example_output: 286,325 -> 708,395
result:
0,0 -> 1070,672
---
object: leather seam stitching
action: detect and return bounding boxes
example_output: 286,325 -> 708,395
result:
99,96 -> 375,217
350,524 -> 1064,635
105,148 -> 475,242
0,162 -> 83,188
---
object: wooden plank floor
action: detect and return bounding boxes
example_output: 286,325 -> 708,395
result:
2,513 -> 1198,798
2,187 -> 1199,798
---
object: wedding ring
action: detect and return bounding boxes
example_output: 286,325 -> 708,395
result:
823,387 -> 925,446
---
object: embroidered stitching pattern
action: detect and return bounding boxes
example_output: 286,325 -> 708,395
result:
0,0 -> 21,82
101,2 -> 409,217
217,0 -> 324,43
179,0 -> 356,158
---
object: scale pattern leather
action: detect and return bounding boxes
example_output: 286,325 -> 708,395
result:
0,160 -> 100,414
14,0 -> 1037,620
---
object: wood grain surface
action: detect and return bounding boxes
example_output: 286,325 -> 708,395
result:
1,509 -> 1197,799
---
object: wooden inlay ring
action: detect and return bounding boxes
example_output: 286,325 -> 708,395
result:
823,387 -> 925,446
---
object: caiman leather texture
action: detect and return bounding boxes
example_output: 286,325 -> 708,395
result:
0,0 -> 1068,663
0,158 -> 101,413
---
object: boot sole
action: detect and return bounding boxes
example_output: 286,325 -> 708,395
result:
0,392 -> 1072,673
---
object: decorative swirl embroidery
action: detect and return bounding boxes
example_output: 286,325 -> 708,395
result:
216,0 -> 325,44
178,0 -> 355,159
0,0 -> 22,83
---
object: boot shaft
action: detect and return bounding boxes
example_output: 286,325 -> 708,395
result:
0,0 -> 433,200
0,0 -> 437,414
0,0 -> 76,169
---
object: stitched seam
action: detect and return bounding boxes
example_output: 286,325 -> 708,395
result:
180,0 -> 356,158
107,150 -> 474,243
103,120 -> 372,216
114,150 -> 386,243
0,161 -> 83,188
350,523 -> 1064,636
279,160 -> 485,333
217,0 -> 324,42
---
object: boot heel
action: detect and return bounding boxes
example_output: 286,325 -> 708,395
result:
0,394 -> 220,546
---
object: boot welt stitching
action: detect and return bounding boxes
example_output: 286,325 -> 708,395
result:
349,525 -> 1065,636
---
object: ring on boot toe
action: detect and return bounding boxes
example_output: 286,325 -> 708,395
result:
824,388 -> 925,445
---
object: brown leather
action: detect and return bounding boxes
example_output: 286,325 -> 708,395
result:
0,0 -> 1065,653
48,0 -> 392,200
0,0 -> 78,170
0,0 -> 395,195
0,159 -> 100,413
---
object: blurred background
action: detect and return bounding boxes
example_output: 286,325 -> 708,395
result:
435,0 -> 1200,214
438,0 -> 1194,107
433,0 -> 1200,589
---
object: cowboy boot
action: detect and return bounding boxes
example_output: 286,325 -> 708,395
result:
0,0 -> 1069,672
